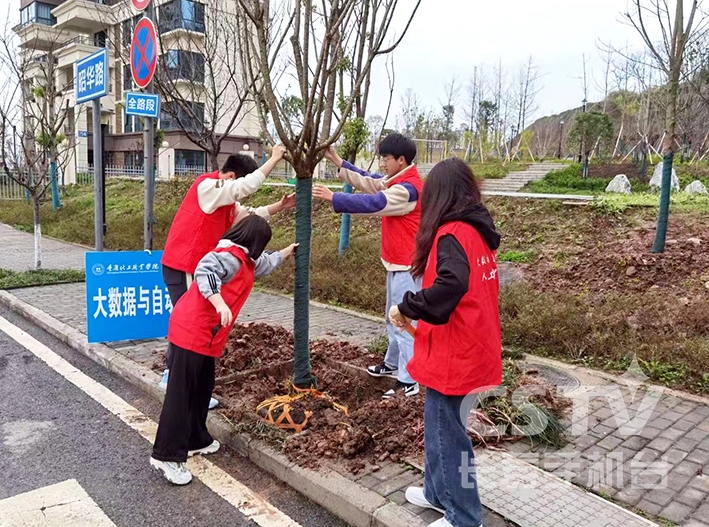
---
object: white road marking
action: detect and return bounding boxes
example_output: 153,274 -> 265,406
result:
0,479 -> 117,527
0,316 -> 302,527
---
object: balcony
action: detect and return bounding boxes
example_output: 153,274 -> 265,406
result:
14,21 -> 75,51
56,35 -> 113,69
52,0 -> 115,34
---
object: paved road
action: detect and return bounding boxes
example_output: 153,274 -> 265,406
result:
0,304 -> 347,527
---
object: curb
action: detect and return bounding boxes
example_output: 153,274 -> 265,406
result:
0,290 -> 427,527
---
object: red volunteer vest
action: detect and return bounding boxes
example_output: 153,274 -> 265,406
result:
381,166 -> 423,267
407,222 -> 502,395
162,172 -> 236,274
168,246 -> 255,357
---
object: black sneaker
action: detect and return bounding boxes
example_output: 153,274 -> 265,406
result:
367,363 -> 398,378
383,381 -> 420,399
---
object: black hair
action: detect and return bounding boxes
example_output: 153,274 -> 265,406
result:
221,215 -> 272,260
411,158 -> 482,279
221,154 -> 259,178
378,133 -> 417,165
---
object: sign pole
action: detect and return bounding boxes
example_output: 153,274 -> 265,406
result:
93,100 -> 104,251
143,0 -> 156,251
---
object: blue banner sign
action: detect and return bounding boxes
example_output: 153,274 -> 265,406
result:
125,92 -> 160,118
86,251 -> 171,343
75,48 -> 109,104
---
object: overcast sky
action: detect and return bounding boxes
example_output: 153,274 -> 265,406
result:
367,0 -> 645,129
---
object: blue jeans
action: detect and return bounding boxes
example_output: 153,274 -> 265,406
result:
424,388 -> 483,527
384,270 -> 421,384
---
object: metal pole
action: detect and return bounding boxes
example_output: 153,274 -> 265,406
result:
143,1 -> 156,250
93,98 -> 104,251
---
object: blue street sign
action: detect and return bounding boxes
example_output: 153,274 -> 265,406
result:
125,92 -> 160,118
86,251 -> 171,343
78,131 -> 88,138
75,48 -> 109,104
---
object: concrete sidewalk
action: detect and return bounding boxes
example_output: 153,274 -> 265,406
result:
0,224 -> 86,271
3,282 -> 670,527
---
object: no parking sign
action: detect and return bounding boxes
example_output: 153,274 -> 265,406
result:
130,18 -> 157,89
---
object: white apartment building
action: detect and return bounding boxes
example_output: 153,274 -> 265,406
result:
14,0 -> 263,184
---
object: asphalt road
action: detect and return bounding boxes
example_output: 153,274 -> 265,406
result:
0,304 -> 348,527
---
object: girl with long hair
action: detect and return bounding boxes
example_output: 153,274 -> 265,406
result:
390,158 -> 502,527
151,215 -> 297,485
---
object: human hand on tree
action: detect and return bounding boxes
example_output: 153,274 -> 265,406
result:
279,243 -> 299,259
271,145 -> 287,161
267,193 -> 296,215
312,185 -> 334,202
324,145 -> 343,168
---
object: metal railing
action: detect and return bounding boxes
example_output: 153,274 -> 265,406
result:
174,165 -> 205,177
0,175 -> 27,201
77,164 -> 145,184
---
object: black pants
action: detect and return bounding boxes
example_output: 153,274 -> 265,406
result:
152,344 -> 215,463
163,265 -> 190,370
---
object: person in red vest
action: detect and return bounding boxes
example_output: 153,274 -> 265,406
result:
313,134 -> 423,398
389,158 -> 502,527
151,215 -> 297,485
160,147 -> 294,405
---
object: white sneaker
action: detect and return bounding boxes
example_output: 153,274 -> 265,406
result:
158,369 -> 169,390
150,457 -> 192,485
428,519 -> 454,527
383,381 -> 420,399
405,487 -> 444,514
188,440 -> 220,457
429,518 -> 483,527
209,397 -> 219,410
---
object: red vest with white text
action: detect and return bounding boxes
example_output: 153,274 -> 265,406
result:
407,221 -> 502,395
162,172 -> 235,274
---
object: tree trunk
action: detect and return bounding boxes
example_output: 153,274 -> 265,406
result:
338,152 -> 358,255
652,63 -> 681,253
209,151 -> 219,172
293,173 -> 316,388
32,194 -> 42,270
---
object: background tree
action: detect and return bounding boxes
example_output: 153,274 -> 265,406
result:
0,20 -> 73,269
568,111 -> 614,177
398,87 -> 420,136
236,0 -> 421,388
624,0 -> 706,253
152,0 -> 254,170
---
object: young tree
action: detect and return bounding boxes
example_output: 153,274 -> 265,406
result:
624,0 -> 705,252
439,76 -> 460,145
398,87 -> 421,136
567,111 -> 615,177
514,55 -> 542,134
236,0 -> 421,388
0,21 -> 73,269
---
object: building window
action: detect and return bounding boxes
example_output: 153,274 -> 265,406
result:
161,101 -> 205,132
158,0 -> 205,34
123,110 -> 144,134
125,152 -> 143,167
122,15 -> 142,46
94,31 -> 107,48
20,2 -> 56,26
175,149 -> 205,167
160,50 -> 204,82
123,64 -> 132,91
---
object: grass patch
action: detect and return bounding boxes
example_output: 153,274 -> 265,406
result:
500,283 -> 709,392
591,192 -> 709,214
497,250 -> 536,263
470,161 -> 528,180
0,268 -> 85,289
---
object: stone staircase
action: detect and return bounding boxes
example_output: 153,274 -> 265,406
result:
481,162 -> 563,193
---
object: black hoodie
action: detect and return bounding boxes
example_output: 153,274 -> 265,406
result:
398,204 -> 500,326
